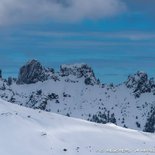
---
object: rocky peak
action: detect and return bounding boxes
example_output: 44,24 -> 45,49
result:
60,63 -> 99,85
17,59 -> 54,84
125,71 -> 155,97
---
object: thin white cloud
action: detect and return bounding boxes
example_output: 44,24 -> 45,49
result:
94,32 -> 155,41
24,30 -> 155,41
0,0 -> 126,25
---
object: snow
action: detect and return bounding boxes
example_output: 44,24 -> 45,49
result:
0,99 -> 155,155
0,74 -> 155,132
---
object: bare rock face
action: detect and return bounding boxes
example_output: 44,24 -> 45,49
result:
17,60 -> 54,84
125,71 -> 155,97
60,63 -> 99,85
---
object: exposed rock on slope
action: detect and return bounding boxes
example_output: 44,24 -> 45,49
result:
125,71 -> 155,97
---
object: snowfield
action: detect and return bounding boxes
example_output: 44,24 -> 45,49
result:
0,99 -> 155,155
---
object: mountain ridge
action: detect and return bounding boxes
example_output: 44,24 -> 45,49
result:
0,60 -> 155,133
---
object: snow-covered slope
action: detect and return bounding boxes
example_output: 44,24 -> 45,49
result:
0,60 -> 155,132
0,99 -> 155,155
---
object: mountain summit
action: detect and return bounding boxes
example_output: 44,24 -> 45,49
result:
17,59 -> 55,84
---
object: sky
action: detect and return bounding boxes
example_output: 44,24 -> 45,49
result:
0,0 -> 155,84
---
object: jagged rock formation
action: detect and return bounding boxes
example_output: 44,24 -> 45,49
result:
125,71 -> 155,97
17,60 -> 54,84
17,60 -> 98,85
60,64 -> 99,85
0,60 -> 155,133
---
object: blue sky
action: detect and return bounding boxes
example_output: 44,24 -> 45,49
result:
0,0 -> 155,84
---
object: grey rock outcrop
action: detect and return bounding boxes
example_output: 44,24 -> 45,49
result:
125,71 -> 155,97
60,63 -> 99,85
17,60 -> 54,84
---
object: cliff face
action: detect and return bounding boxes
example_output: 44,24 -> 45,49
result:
0,60 -> 155,133
17,60 -> 55,84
